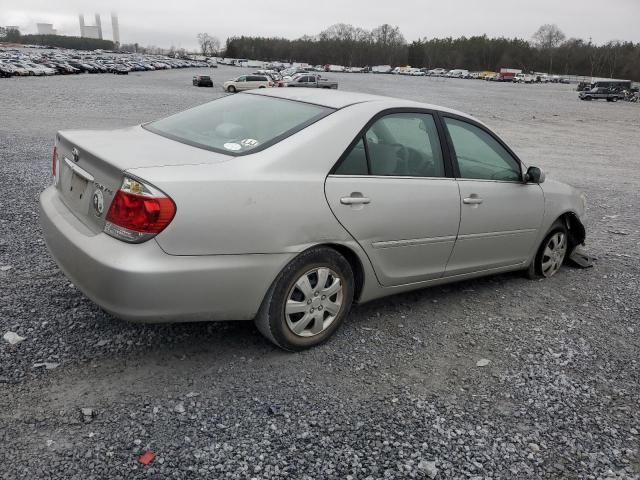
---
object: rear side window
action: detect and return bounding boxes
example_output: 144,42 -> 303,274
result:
145,94 -> 333,155
444,117 -> 521,181
335,112 -> 445,177
336,139 -> 367,175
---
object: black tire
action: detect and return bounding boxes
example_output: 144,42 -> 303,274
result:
526,220 -> 569,279
584,96 -> 592,101
612,97 -> 618,102
255,247 -> 354,351
227,85 -> 236,93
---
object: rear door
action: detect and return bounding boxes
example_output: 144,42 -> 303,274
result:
325,110 -> 461,286
247,75 -> 264,89
441,115 -> 544,275
298,76 -> 312,87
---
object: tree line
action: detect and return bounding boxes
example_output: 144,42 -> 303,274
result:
219,23 -> 640,81
224,23 -> 407,68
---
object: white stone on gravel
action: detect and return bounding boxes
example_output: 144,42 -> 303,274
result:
476,358 -> 491,367
33,362 -> 60,370
418,460 -> 439,478
3,331 -> 26,345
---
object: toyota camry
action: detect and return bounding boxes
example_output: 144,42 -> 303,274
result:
40,89 -> 587,350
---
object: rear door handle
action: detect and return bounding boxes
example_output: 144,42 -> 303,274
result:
463,197 -> 483,205
340,196 -> 371,205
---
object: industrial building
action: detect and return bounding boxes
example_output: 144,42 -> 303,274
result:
79,14 -> 102,39
78,13 -> 119,44
36,23 -> 57,35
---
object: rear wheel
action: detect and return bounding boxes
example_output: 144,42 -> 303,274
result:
255,247 -> 354,351
527,221 -> 568,279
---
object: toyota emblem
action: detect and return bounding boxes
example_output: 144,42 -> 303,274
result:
92,189 -> 104,216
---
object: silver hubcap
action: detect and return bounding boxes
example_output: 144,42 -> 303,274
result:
541,232 -> 567,277
285,267 -> 343,337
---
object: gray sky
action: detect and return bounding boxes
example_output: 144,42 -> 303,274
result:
2,0 -> 638,50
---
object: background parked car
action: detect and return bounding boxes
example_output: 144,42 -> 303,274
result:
579,87 -> 625,102
193,75 -> 214,87
223,74 -> 273,92
514,73 -> 535,84
0,63 -> 14,77
281,73 -> 338,89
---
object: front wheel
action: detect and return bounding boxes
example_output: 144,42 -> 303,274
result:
255,247 -> 354,351
527,221 -> 568,279
227,85 -> 237,93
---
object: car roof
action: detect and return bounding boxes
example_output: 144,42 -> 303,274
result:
246,88 -> 477,122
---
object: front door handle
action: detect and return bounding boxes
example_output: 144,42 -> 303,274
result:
463,197 -> 483,205
341,195 -> 371,205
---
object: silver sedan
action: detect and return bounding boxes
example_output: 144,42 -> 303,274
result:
40,89 -> 587,350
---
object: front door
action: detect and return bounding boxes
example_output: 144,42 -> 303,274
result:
236,76 -> 248,90
441,115 -> 544,275
325,111 -> 461,286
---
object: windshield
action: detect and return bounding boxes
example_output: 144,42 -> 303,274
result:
145,94 -> 334,155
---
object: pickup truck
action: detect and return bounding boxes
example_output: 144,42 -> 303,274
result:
514,73 -> 535,84
281,74 -> 338,89
579,87 -> 625,102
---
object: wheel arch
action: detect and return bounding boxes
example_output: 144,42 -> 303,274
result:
318,243 -> 365,303
559,211 -> 586,249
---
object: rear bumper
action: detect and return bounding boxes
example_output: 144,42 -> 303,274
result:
39,186 -> 293,323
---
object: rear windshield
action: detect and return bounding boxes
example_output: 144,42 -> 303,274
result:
144,94 -> 333,155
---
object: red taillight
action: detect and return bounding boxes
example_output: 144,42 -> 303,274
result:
104,177 -> 176,243
52,145 -> 57,177
106,191 -> 175,234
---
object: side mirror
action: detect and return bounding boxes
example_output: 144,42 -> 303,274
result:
525,166 -> 545,184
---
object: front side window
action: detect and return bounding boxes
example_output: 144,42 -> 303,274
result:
146,94 -> 333,155
237,76 -> 246,82
335,112 -> 445,177
444,117 -> 521,181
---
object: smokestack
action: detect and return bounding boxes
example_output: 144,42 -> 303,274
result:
79,14 -> 85,37
111,13 -> 120,45
95,14 -> 103,40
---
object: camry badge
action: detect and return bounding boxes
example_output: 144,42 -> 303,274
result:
72,147 -> 80,162
92,189 -> 104,216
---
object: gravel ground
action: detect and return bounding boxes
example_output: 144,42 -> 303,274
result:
1,66 -> 639,479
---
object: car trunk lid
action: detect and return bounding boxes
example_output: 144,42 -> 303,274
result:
54,126 -> 230,233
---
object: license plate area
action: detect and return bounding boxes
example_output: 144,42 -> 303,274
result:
60,157 -> 92,213
69,171 -> 89,201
